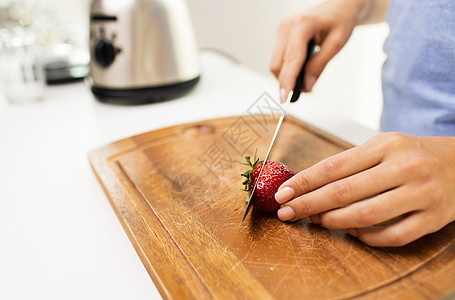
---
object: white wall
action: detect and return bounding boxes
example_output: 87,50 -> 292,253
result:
187,0 -> 389,131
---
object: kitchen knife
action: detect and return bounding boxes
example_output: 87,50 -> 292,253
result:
240,40 -> 316,224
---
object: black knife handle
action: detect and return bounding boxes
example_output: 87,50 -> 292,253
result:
290,40 -> 317,103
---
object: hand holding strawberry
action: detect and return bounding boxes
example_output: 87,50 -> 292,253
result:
274,133 -> 455,247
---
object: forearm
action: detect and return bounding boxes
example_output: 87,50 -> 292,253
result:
357,0 -> 390,25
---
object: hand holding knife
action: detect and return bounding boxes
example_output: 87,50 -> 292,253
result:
240,40 -> 316,224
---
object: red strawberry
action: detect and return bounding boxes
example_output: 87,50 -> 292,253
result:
241,154 -> 295,213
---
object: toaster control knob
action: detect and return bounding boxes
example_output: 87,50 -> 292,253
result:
94,39 -> 116,68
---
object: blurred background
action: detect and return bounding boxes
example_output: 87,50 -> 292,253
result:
0,0 -> 90,83
0,0 -> 388,130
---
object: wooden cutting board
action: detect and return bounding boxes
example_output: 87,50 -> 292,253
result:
89,115 -> 455,300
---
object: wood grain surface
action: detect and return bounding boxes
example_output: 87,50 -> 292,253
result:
89,115 -> 455,300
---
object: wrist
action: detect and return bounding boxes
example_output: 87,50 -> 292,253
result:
356,0 -> 390,25
331,0 -> 371,25
357,0 -> 373,24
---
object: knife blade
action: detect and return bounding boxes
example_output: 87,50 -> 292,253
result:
240,40 -> 316,224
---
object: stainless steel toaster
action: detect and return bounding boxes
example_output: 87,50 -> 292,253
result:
89,0 -> 200,104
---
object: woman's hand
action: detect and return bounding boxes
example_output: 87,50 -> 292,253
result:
270,0 -> 367,102
275,133 -> 455,247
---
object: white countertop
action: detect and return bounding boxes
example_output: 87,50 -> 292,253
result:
0,51 -> 377,300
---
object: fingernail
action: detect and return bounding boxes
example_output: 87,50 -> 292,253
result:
304,76 -> 316,92
346,228 -> 358,237
277,206 -> 296,221
309,214 -> 321,224
275,187 -> 295,203
280,88 -> 286,103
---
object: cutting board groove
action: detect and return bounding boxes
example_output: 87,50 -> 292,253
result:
89,115 -> 455,299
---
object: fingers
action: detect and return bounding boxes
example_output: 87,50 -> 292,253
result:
272,20 -> 352,100
270,0 -> 362,100
315,185 -> 424,229
347,212 -> 440,247
277,160 -> 399,221
303,30 -> 348,92
277,19 -> 313,102
276,141 -> 383,203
